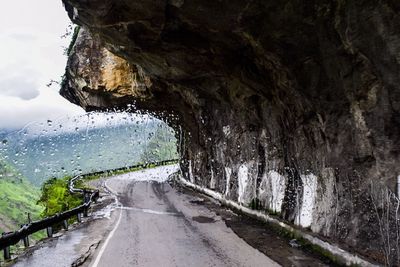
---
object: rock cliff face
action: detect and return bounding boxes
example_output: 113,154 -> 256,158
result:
61,0 -> 400,264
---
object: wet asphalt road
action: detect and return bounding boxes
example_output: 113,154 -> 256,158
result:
90,166 -> 279,267
12,166 -> 330,267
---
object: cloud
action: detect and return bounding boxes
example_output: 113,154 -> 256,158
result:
0,0 -> 85,130
0,88 -> 84,130
0,70 -> 40,100
8,33 -> 37,42
0,1 -> 147,132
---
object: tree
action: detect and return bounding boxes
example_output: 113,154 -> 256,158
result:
140,127 -> 178,163
37,177 -> 81,217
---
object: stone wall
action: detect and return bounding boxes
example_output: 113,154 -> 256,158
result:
61,1 -> 400,264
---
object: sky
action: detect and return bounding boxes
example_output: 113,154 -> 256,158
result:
0,0 -> 85,130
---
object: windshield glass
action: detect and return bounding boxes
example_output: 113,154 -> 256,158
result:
0,0 -> 178,238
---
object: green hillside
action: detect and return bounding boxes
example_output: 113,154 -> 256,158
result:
141,126 -> 179,162
0,159 -> 43,235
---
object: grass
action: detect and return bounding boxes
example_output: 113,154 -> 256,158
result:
60,25 -> 80,90
67,26 -> 80,56
265,221 -> 346,266
0,177 -> 45,240
37,177 -> 82,219
249,198 -> 263,210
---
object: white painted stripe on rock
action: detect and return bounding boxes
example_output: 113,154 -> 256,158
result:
238,164 -> 249,204
268,170 -> 286,213
296,173 -> 318,228
224,167 -> 232,196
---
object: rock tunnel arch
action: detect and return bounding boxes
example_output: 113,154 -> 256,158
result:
60,1 -> 400,265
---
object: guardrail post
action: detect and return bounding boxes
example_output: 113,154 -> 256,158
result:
77,213 -> 82,223
84,190 -> 90,203
19,224 -> 30,248
3,246 -> 10,260
2,232 -> 11,260
23,236 -> 29,248
92,192 -> 98,204
83,190 -> 90,217
63,220 -> 68,230
46,227 -> 53,237
94,190 -> 99,203
83,207 -> 88,217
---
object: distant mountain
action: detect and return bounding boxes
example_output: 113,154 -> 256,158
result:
0,129 -> 12,141
0,114 -> 178,186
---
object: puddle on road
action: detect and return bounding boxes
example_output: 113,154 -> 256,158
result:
179,185 -> 329,266
120,206 -> 179,216
189,198 -> 206,205
192,216 -> 215,223
92,200 -> 118,220
13,230 -> 86,267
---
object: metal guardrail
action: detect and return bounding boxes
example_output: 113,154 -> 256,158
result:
78,159 -> 179,179
0,180 -> 99,260
0,159 -> 179,260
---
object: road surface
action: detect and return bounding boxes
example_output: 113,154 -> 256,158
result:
90,165 -> 279,267
13,166 -> 329,267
